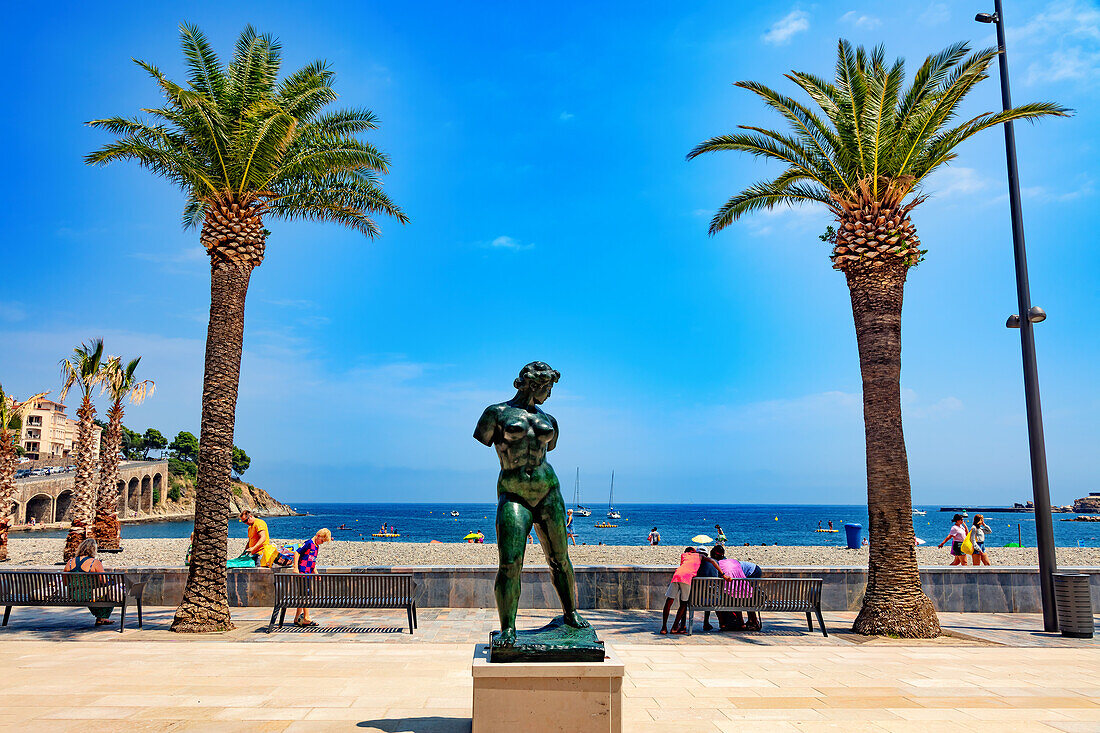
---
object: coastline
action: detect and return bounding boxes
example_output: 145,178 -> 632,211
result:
5,536 -> 1099,568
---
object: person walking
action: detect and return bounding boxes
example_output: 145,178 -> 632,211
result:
938,514 -> 970,566
714,524 -> 727,543
566,509 -> 577,546
969,514 -> 992,566
292,528 -> 332,627
648,527 -> 661,546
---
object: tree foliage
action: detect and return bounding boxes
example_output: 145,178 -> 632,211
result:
85,23 -> 407,237
231,446 -> 250,477
142,428 -> 168,457
169,431 -> 200,463
687,40 -> 1069,236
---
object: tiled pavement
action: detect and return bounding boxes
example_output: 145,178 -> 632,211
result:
0,607 -> 1097,731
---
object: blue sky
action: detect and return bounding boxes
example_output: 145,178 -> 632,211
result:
3,1 -> 1098,505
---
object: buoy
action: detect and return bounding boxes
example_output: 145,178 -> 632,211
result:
774,517 -> 779,521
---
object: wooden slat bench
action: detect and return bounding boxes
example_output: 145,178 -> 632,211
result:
270,572 -> 417,633
687,577 -> 827,636
0,570 -> 147,633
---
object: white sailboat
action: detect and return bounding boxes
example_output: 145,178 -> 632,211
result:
607,470 -> 621,519
572,468 -> 592,516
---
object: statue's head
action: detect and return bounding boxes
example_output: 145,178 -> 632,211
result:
514,361 -> 560,404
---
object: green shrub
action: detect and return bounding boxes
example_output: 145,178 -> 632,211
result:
152,488 -> 161,505
168,457 -> 197,479
232,486 -> 244,497
168,486 -> 182,502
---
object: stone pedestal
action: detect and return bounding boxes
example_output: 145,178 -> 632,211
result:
471,644 -> 623,733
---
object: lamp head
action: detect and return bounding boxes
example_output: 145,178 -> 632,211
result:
1028,306 -> 1047,323
975,12 -> 999,23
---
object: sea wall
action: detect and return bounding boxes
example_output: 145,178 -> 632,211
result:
39,565 -> 1100,614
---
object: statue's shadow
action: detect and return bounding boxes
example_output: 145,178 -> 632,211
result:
356,717 -> 470,732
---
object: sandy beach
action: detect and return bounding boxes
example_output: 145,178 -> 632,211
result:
5,536 -> 1099,568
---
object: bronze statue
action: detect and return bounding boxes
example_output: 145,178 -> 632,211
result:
474,361 -> 590,648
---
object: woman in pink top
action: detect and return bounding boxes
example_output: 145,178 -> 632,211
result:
937,514 -> 969,566
660,547 -> 729,635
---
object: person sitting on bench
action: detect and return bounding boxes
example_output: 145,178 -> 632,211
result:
64,538 -> 113,626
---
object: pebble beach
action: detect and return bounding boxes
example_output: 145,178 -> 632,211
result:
6,536 -> 1100,568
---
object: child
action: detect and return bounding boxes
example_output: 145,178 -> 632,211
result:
293,528 -> 332,627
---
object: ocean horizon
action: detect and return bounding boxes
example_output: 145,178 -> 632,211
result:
21,502 -> 1100,548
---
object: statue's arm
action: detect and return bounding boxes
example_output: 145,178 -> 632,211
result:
548,413 -> 559,451
473,406 -> 501,447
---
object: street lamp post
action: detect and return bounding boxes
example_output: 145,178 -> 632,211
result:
976,0 -> 1058,632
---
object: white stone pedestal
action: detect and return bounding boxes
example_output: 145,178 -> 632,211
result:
471,644 -> 623,733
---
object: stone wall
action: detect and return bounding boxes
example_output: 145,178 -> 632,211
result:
73,565 -> 1100,614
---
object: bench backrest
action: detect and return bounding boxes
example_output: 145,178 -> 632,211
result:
272,572 -> 414,608
0,571 -> 127,605
689,577 -> 822,611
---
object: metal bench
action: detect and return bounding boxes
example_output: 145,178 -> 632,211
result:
269,572 -> 417,633
0,570 -> 147,633
687,577 -> 827,636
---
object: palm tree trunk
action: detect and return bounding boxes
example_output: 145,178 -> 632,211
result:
0,431 -> 16,562
94,400 -> 124,550
63,397 -> 98,561
847,263 -> 940,638
170,262 -> 253,633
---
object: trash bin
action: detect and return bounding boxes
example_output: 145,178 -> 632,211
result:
1054,573 -> 1094,639
843,523 -> 862,550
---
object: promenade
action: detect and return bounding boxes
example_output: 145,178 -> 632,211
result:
1,607 -> 1097,731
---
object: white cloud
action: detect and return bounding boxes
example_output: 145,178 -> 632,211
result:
924,167 -> 991,198
487,235 -> 534,251
839,11 -> 881,29
763,10 -> 810,45
559,111 -> 575,121
0,302 -> 25,322
1011,0 -> 1100,86
919,3 -> 950,25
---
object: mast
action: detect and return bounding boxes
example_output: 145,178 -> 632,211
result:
609,470 -> 615,509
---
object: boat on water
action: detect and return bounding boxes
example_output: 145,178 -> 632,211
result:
572,468 -> 592,517
913,510 -> 927,516
606,470 -> 621,519
450,511 -> 460,517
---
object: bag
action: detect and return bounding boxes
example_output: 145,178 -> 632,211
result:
959,534 -> 974,555
227,552 -> 255,568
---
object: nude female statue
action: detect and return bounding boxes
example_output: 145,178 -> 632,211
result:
474,362 -> 590,647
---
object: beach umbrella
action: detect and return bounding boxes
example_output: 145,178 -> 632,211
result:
463,532 -> 480,540
691,534 -> 714,544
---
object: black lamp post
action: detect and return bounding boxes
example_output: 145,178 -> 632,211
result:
976,0 -> 1058,632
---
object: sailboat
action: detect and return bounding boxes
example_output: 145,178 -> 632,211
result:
606,470 -> 621,519
572,468 -> 592,516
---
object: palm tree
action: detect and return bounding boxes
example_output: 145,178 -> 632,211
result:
688,41 -> 1067,637
0,386 -> 47,562
95,357 -> 154,550
59,339 -> 108,561
86,25 -> 407,632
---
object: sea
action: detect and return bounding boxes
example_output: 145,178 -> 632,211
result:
25,503 -> 1100,548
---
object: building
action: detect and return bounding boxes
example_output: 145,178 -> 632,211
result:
19,399 -> 101,462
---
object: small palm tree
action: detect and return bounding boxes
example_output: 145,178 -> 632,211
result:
59,339 -> 108,561
95,357 -> 154,550
0,386 -> 47,562
87,25 -> 407,632
688,40 -> 1067,637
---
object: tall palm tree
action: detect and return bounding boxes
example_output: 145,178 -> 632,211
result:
95,357 -> 154,550
688,40 -> 1067,637
0,386 -> 47,562
59,339 -> 108,561
86,25 -> 407,632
